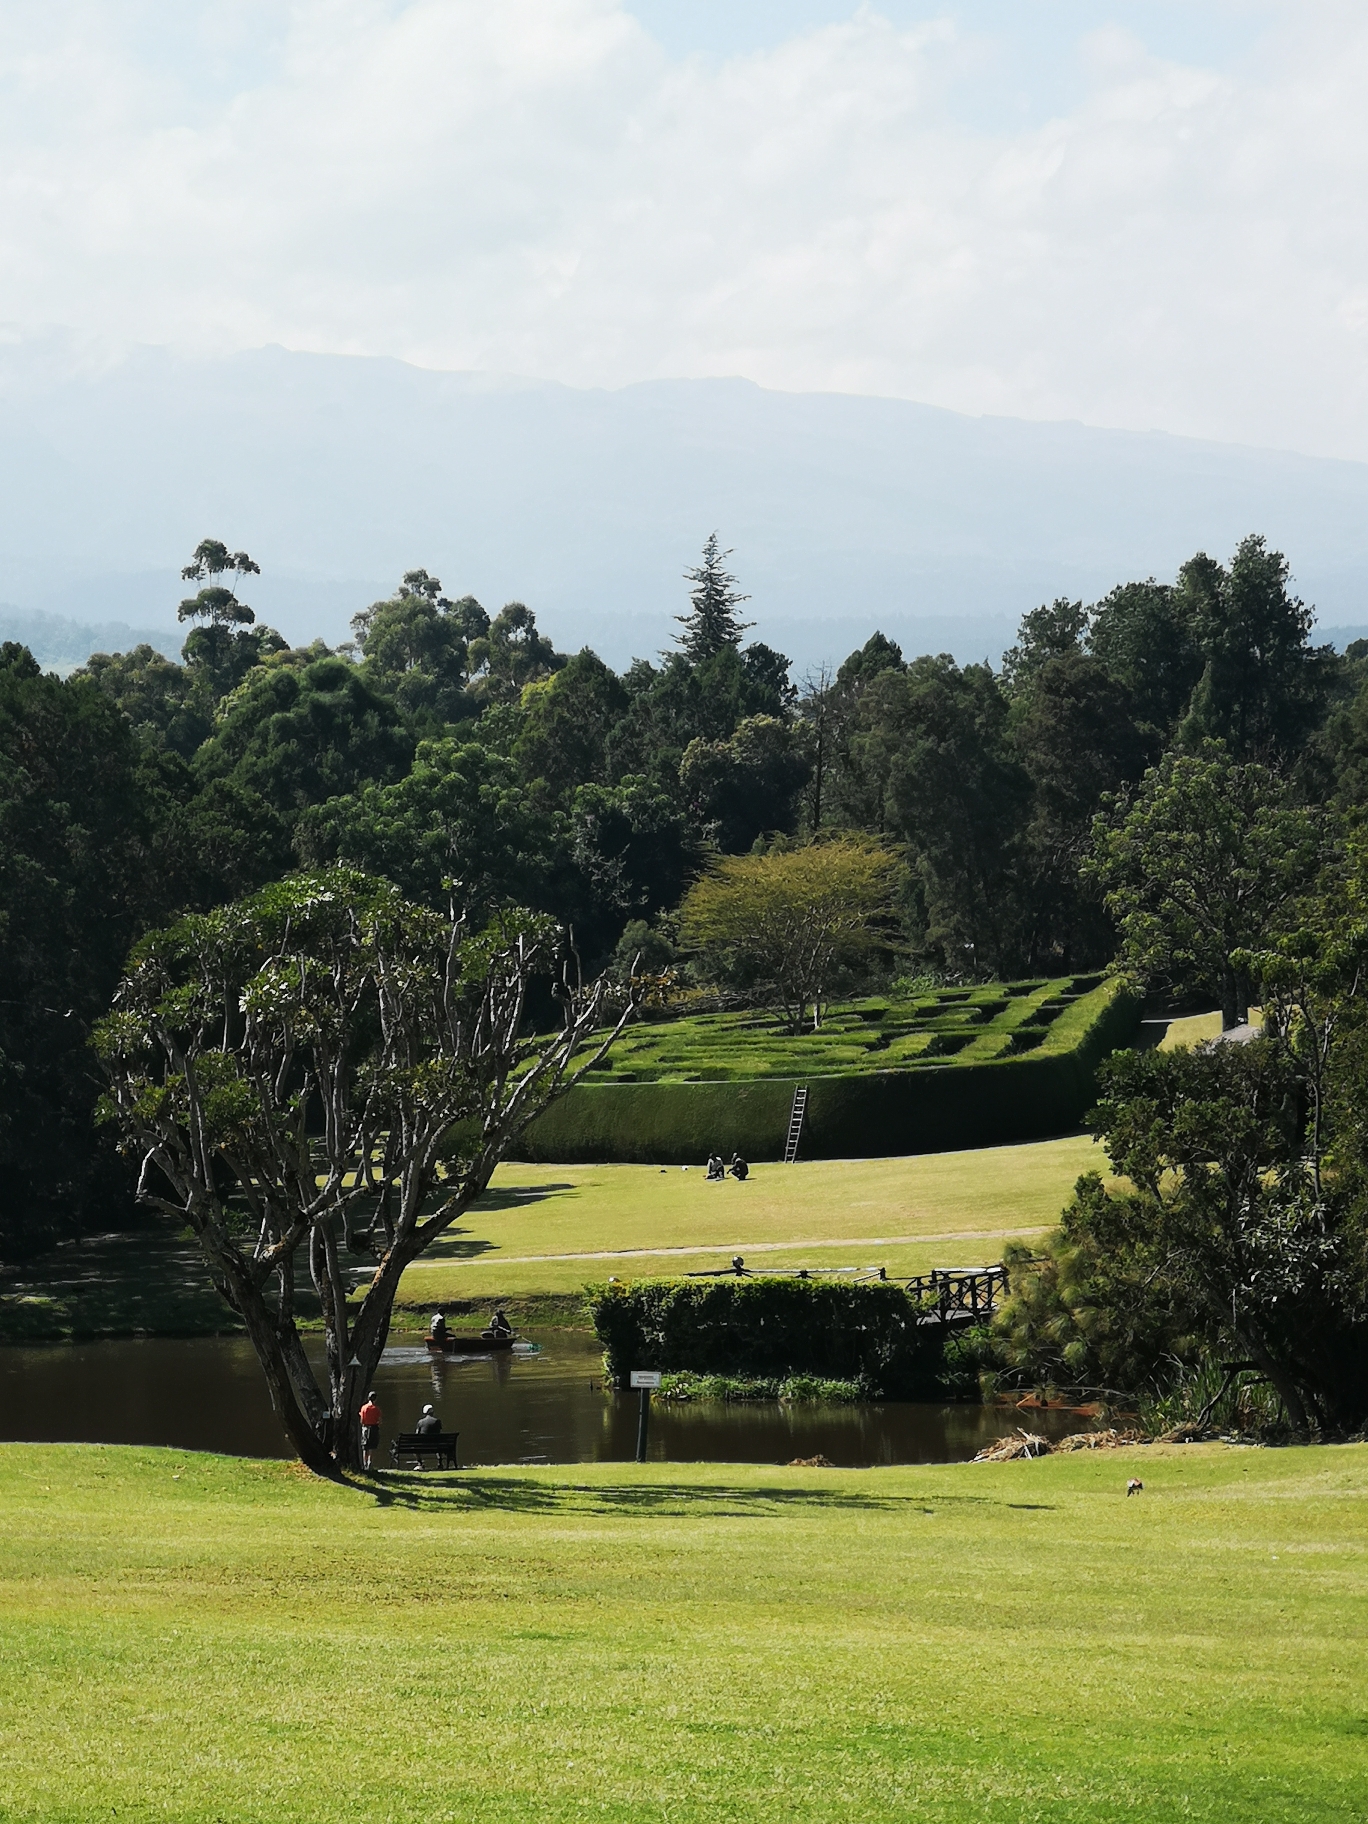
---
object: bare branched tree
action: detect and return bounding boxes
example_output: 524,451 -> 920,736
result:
94,869 -> 638,1473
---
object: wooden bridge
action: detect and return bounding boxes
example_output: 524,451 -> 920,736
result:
904,1266 -> 1008,1326
683,1259 -> 1009,1325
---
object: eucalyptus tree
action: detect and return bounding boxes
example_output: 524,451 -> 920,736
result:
350,571 -> 490,728
175,538 -> 283,699
177,538 -> 261,627
95,869 -> 639,1474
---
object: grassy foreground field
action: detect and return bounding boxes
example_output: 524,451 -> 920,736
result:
394,1133 -> 1107,1306
2,1442 -> 1365,1822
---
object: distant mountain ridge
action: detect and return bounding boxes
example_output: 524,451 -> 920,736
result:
0,606 -> 181,674
1,338 -> 1367,672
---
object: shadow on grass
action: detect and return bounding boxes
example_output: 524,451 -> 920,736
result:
414,1184 -> 580,1264
0,1228 -> 248,1341
471,1182 -> 579,1212
340,1469 -> 994,1517
410,1231 -> 500,1263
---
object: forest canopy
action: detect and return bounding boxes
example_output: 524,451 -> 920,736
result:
1,530 -> 1363,1260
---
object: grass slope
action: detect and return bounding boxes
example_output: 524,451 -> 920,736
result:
1,1138 -> 1105,1339
0,1226 -> 246,1342
2,1443 -> 1365,1822
394,1134 -> 1106,1306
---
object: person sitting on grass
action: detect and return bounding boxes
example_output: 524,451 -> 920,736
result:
729,1154 -> 749,1181
484,1308 -> 514,1340
706,1153 -> 726,1180
415,1403 -> 442,1438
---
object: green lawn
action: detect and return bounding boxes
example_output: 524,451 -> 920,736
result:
393,1133 -> 1106,1305
1159,1009 -> 1264,1051
1,1442 -> 1365,1821
0,1136 -> 1105,1339
580,974 -> 1101,1081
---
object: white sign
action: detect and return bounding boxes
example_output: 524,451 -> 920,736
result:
630,1371 -> 662,1390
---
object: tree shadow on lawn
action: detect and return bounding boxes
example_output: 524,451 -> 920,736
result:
0,1228 -> 247,1340
342,1470 -> 1000,1518
410,1231 -> 500,1262
415,1183 -> 580,1262
470,1182 -> 580,1213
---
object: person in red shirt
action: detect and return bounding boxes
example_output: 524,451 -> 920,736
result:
358,1392 -> 381,1471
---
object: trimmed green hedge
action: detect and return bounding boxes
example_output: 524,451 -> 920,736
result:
515,976 -> 1141,1163
655,1371 -> 864,1404
590,1277 -> 945,1399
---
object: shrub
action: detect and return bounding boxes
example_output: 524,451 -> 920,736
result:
589,1276 -> 948,1399
655,1370 -> 865,1403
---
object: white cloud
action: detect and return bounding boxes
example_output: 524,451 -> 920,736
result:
0,0 -> 1366,457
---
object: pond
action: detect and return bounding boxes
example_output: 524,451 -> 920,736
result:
0,1330 -> 1090,1466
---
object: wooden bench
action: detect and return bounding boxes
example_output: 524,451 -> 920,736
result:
390,1430 -> 460,1470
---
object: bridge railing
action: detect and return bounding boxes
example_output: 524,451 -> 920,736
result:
680,1260 -> 1010,1321
905,1265 -> 1008,1324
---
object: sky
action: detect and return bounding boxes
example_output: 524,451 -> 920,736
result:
1,1 -> 1366,461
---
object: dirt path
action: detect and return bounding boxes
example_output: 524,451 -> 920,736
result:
409,1224 -> 1047,1269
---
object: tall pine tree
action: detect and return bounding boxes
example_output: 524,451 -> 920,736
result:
675,533 -> 752,662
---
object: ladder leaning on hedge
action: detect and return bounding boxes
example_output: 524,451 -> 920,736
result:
783,1085 -> 809,1164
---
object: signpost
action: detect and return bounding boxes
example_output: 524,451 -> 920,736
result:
629,1370 -> 662,1463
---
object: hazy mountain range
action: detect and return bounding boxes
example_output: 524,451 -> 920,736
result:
2,336 -> 1367,677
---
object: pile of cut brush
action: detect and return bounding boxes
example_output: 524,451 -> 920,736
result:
1055,1427 -> 1147,1451
973,1429 -> 1051,1461
974,1426 -> 1146,1461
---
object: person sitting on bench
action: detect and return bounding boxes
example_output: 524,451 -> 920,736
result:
483,1309 -> 514,1339
729,1154 -> 749,1181
429,1311 -> 447,1344
414,1403 -> 442,1438
706,1153 -> 726,1180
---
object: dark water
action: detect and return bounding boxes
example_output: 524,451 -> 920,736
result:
0,1331 -> 1088,1466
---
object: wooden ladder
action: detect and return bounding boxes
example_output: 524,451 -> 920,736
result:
783,1085 -> 808,1164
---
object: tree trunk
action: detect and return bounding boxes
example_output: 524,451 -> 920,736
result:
1220,966 -> 1240,1031
227,1270 -> 338,1475
1234,968 -> 1252,1027
324,1247 -> 409,1471
1232,1317 -> 1314,1441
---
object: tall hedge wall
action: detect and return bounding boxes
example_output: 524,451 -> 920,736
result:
514,976 -> 1141,1164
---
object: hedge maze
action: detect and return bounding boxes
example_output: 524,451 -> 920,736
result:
517,974 -> 1142,1164
580,975 -> 1108,1083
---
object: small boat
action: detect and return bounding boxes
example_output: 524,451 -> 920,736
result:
425,1332 -> 517,1354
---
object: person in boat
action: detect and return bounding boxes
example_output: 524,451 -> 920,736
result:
729,1154 -> 749,1181
415,1403 -> 442,1438
429,1311 -> 448,1345
706,1153 -> 726,1180
483,1308 -> 514,1340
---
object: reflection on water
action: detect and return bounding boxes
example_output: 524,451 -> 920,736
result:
0,1331 -> 1089,1466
